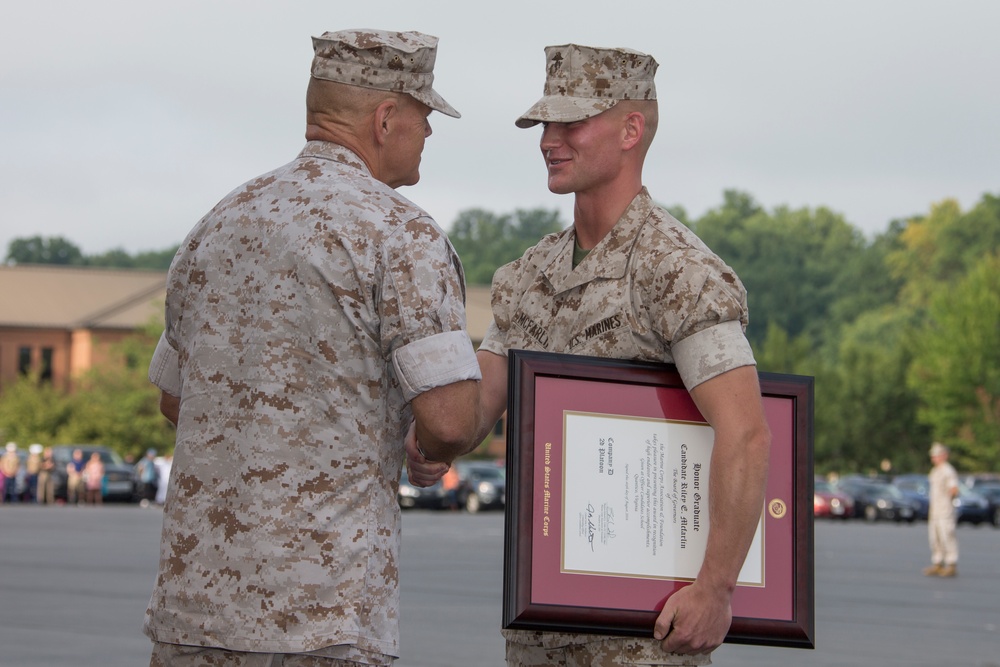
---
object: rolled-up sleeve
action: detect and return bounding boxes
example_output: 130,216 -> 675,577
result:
672,321 -> 756,389
148,332 -> 182,397
392,330 -> 482,403
477,320 -> 507,358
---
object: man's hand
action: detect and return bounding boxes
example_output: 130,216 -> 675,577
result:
653,579 -> 732,655
404,421 -> 450,487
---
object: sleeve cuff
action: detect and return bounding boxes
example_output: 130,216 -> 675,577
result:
392,330 -> 482,403
477,320 -> 507,357
672,321 -> 756,389
148,332 -> 182,397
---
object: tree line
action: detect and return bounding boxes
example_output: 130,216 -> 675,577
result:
2,190 -> 998,475
3,235 -> 178,270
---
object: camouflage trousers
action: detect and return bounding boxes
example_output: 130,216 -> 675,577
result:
506,638 -> 712,666
149,641 -> 393,667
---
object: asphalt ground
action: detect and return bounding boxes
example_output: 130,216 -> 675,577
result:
0,505 -> 997,667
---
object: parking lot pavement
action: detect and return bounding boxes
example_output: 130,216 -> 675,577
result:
0,507 -> 998,667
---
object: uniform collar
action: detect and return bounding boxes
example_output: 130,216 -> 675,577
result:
541,188 -> 654,294
297,141 -> 372,177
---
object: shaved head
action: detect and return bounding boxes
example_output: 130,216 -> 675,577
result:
306,77 -> 406,127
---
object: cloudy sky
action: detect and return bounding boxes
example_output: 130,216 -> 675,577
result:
2,0 -> 998,256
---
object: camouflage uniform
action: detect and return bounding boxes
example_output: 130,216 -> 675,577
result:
144,137 -> 479,663
480,190 -> 753,667
927,444 -> 959,571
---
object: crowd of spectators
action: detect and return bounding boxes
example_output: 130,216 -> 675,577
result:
0,442 -> 171,506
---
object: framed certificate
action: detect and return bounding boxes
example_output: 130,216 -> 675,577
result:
503,349 -> 815,649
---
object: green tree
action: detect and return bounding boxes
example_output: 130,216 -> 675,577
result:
827,220 -> 905,328
5,235 -> 84,265
908,253 -> 1000,470
887,195 -> 1000,307
132,246 -> 179,270
817,307 -> 931,475
87,247 -> 136,268
0,373 -> 74,445
5,235 -> 179,270
692,192 -> 869,348
449,208 -> 564,284
753,322 -> 814,376
88,245 -> 179,270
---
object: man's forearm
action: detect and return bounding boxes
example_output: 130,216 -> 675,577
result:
471,349 -> 510,445
688,366 -> 771,594
698,424 -> 770,593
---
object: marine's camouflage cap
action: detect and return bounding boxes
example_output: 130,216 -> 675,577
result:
311,29 -> 460,118
516,43 -> 658,128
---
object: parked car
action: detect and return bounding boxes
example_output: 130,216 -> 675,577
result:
835,478 -> 917,523
974,483 -> 1000,528
397,468 -> 449,510
891,473 -> 991,525
49,445 -> 136,503
962,472 -> 1000,489
954,485 -> 991,525
814,478 -> 854,520
893,474 -> 930,520
454,461 -> 506,513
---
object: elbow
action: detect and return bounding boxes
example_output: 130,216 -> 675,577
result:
753,421 -> 773,459
159,392 -> 180,427
754,423 -> 773,475
416,412 -> 480,463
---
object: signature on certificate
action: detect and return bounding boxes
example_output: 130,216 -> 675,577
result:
584,503 -> 616,551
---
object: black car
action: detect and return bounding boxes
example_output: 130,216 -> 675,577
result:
974,483 -> 1000,528
454,461 -> 506,513
49,445 -> 136,503
890,473 -> 991,525
397,468 -> 449,510
836,478 -> 917,523
893,474 -> 931,520
954,485 -> 991,525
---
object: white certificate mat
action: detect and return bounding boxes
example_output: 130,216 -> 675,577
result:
561,411 -> 764,585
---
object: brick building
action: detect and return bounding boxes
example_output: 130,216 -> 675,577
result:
0,265 -> 167,393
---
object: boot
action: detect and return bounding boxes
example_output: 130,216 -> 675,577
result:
922,563 -> 942,576
938,564 -> 957,577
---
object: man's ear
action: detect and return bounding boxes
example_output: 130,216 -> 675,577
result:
621,111 -> 645,152
373,98 -> 398,147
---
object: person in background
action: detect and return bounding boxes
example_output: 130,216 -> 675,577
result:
25,444 -> 43,503
65,448 -> 86,505
154,454 -> 172,506
36,446 -> 57,504
924,442 -> 959,577
442,463 -> 460,511
143,28 -> 480,667
409,42 -> 771,667
83,451 -> 105,505
134,448 -> 159,508
0,442 -> 19,503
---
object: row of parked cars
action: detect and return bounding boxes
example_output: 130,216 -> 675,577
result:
815,473 -> 1000,527
398,460 -> 506,513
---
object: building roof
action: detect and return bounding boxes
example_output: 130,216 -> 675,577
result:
0,265 -> 166,330
0,264 -> 495,341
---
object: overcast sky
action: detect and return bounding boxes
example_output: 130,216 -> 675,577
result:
2,1 -> 998,256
